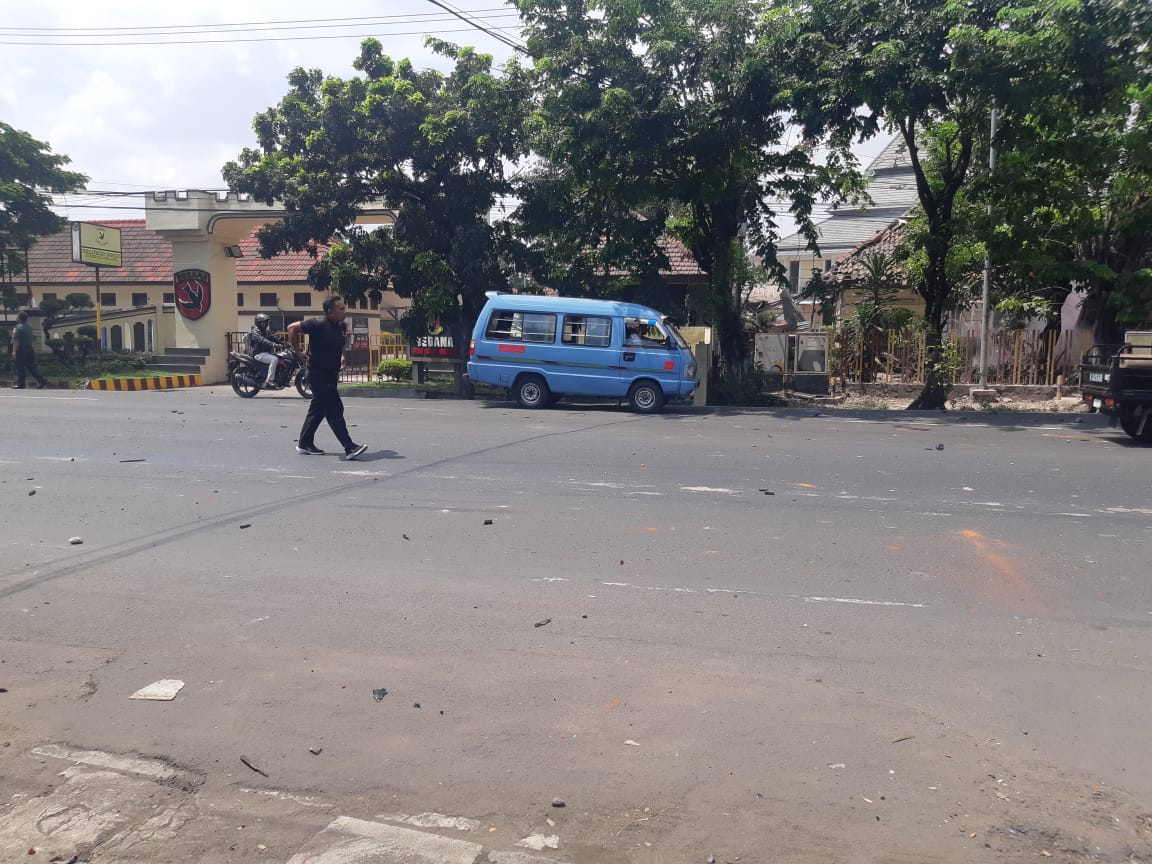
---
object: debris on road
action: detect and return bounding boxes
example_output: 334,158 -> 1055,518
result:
534,618 -> 551,628
483,519 -> 494,525
414,702 -> 421,709
240,523 -> 252,530
119,458 -> 147,463
240,756 -> 269,777
309,747 -> 323,756
372,688 -> 388,702
551,798 -> 566,808
28,490 -> 35,496
129,679 -> 185,701
892,735 -> 915,743
68,537 -> 83,545
516,834 -> 559,851
827,763 -> 846,769
624,740 -> 640,747
936,443 -> 945,450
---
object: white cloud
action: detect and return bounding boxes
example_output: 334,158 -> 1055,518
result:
3,1 -> 520,215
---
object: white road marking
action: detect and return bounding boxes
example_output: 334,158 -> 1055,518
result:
594,580 -> 927,608
0,766 -> 192,857
384,812 -> 482,831
240,787 -> 327,807
681,486 -> 740,494
287,816 -> 482,864
32,745 -> 180,780
799,595 -> 928,608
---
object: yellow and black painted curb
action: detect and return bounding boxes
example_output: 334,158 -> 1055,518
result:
87,374 -> 202,391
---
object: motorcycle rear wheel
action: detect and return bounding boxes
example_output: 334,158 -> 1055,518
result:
295,369 -> 312,399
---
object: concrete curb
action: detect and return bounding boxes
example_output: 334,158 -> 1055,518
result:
88,374 -> 202,391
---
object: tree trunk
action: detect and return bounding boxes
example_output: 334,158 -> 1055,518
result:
907,252 -> 950,410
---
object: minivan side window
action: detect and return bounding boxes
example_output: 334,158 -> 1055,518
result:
561,315 -> 612,347
486,310 -> 557,343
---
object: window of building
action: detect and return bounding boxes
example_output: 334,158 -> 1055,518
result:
561,314 -> 612,347
41,292 -> 57,303
100,293 -> 116,307
824,259 -> 834,272
131,292 -> 148,307
788,260 -> 801,290
294,292 -> 312,307
163,293 -> 175,304
259,293 -> 278,307
237,293 -> 245,307
370,294 -> 380,310
485,310 -> 557,343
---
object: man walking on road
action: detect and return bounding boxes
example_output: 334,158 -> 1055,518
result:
288,296 -> 368,461
9,311 -> 48,389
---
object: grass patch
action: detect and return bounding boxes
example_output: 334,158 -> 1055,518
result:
90,371 -> 164,380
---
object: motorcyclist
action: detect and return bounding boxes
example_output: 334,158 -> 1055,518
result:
248,313 -> 288,388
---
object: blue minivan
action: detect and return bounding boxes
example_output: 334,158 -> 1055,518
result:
467,293 -> 698,413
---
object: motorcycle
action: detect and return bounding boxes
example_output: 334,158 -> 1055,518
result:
228,348 -> 311,399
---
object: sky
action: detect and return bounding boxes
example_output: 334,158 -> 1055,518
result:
1,1 -> 523,220
2,1 -> 887,226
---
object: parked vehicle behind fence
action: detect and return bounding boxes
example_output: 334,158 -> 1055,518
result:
467,293 -> 698,413
1080,330 -> 1152,442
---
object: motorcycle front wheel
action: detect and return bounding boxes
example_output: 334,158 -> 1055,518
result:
295,369 -> 312,399
231,374 -> 261,398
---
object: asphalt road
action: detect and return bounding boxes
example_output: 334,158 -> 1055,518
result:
2,386 -> 1150,864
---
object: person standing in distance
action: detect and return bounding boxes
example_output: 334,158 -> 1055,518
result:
10,311 -> 48,389
287,296 -> 368,460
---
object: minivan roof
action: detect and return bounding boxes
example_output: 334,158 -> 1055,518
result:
483,292 -> 667,320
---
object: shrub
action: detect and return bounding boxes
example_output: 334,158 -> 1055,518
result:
377,358 -> 413,380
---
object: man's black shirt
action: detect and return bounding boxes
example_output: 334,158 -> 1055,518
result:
301,317 -> 347,372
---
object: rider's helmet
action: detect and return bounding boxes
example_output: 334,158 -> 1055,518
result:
254,313 -> 273,332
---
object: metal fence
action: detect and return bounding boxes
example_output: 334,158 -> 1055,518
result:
226,330 -> 398,384
833,327 -> 1096,387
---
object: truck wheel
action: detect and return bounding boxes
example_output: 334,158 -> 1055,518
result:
513,374 -> 550,409
627,380 -> 665,414
1120,410 -> 1152,442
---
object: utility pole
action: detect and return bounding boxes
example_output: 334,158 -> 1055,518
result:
978,105 -> 999,388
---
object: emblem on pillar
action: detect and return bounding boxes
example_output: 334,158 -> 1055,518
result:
173,268 -> 212,320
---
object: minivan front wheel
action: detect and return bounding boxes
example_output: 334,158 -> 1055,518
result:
628,380 -> 665,414
513,374 -> 551,409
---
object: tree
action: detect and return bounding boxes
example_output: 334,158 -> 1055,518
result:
514,0 -> 859,380
974,2 -> 1152,344
223,39 -> 531,392
0,123 -> 87,270
785,0 -> 1131,408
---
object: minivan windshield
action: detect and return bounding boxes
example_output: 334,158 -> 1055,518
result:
662,319 -> 689,349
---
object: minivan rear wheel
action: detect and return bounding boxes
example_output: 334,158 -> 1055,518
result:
627,380 -> 664,414
513,374 -> 551,409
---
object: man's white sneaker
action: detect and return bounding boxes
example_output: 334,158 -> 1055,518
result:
296,445 -> 325,455
342,443 -> 368,461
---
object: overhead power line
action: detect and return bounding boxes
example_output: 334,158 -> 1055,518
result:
424,0 -> 527,53
1,8 -> 525,48
0,26 -> 519,47
2,10 -> 513,32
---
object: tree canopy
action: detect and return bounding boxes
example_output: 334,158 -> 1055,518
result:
514,0 -> 860,374
785,0 -> 1149,406
223,39 -> 531,376
0,122 -> 87,285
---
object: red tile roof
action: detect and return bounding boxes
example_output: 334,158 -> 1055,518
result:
24,220 -> 316,286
